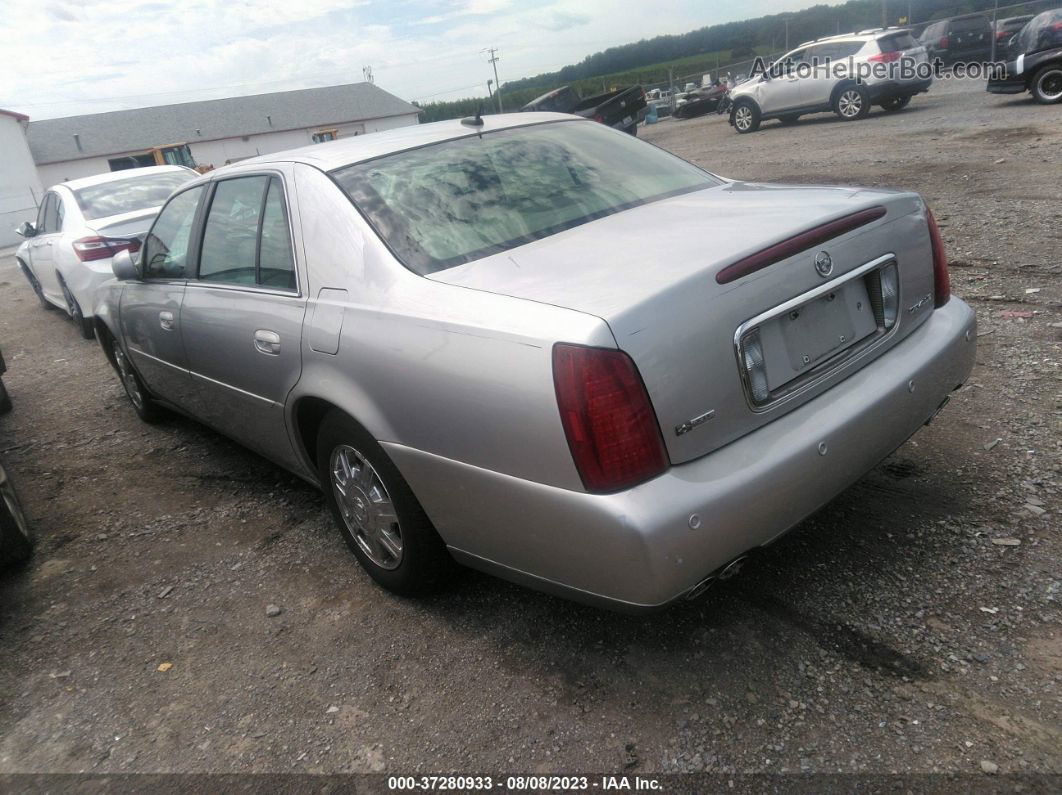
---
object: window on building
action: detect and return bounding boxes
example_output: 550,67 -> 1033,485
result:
312,129 -> 338,144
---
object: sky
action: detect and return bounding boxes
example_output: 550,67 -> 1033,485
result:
0,0 -> 832,120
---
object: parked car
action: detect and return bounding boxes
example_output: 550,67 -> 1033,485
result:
95,114 -> 975,611
521,85 -> 647,135
987,9 -> 1062,103
0,348 -> 32,570
14,166 -> 196,338
993,15 -> 1035,60
728,29 -> 931,133
673,83 -> 727,118
919,14 -> 993,65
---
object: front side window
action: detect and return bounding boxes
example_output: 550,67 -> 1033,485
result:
38,193 -> 60,234
331,120 -> 720,274
74,171 -> 195,221
142,186 -> 205,279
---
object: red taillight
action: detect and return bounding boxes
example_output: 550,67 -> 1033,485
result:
72,236 -> 141,262
939,35 -> 949,48
926,207 -> 950,308
995,31 -> 1010,41
593,113 -> 605,124
869,50 -> 902,63
553,343 -> 668,493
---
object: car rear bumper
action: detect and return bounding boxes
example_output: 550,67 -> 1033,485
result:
386,298 -> 976,612
869,78 -> 933,100
65,260 -> 116,318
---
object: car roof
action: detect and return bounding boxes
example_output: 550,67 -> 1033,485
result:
54,165 -> 194,192
213,112 -> 577,174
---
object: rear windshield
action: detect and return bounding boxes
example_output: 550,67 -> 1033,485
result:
74,171 -> 194,221
331,120 -> 721,274
951,16 -> 990,33
878,33 -> 918,52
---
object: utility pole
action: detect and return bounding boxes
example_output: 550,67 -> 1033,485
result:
484,47 -> 503,112
881,0 -> 887,28
785,19 -> 789,51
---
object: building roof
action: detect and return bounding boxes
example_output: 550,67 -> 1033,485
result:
26,82 -> 420,165
0,108 -> 29,122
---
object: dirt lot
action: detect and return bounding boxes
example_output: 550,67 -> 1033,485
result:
1,77 -> 1060,781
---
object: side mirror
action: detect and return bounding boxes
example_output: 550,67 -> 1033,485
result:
111,248 -> 141,281
14,221 -> 36,238
1008,34 -> 1018,49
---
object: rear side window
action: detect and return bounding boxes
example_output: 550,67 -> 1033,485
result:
198,175 -> 296,291
878,33 -> 918,53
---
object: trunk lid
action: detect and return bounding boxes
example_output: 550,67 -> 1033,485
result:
430,182 -> 935,465
87,207 -> 161,241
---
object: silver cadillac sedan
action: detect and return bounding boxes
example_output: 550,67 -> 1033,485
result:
94,113 -> 976,611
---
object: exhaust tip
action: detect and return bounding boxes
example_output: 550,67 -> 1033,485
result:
716,555 -> 749,581
685,554 -> 751,601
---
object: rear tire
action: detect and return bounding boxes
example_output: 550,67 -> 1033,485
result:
0,378 -> 11,415
316,411 -> 454,596
625,123 -> 638,136
732,100 -> 761,133
58,277 -> 95,339
0,460 -> 33,569
833,84 -> 871,120
1031,65 -> 1062,104
880,94 -> 912,111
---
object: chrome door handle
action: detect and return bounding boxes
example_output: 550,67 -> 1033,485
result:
254,329 -> 281,355
159,311 -> 175,330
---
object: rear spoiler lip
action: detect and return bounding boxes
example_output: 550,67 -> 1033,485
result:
716,205 -> 888,285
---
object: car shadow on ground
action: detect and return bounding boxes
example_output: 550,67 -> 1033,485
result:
410,446 -> 973,693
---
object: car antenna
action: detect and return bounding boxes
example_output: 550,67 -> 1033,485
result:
461,103 -> 485,131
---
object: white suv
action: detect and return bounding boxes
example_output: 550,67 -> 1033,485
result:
728,29 -> 932,133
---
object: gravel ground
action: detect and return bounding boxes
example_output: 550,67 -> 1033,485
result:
0,77 -> 1060,781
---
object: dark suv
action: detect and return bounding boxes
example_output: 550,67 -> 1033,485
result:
988,9 -> 1062,104
920,14 -> 993,64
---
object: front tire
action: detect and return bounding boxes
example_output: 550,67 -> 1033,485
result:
109,337 -> 165,423
317,411 -> 453,596
880,95 -> 912,112
17,260 -> 53,311
1031,65 -> 1062,104
732,100 -> 761,133
833,84 -> 871,120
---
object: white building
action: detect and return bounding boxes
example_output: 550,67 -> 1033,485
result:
26,82 -> 421,187
0,109 -> 44,249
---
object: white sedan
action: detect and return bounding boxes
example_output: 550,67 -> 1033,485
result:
14,166 -> 196,338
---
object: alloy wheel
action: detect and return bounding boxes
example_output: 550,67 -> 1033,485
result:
734,106 -> 752,131
113,347 -> 144,411
1037,69 -> 1062,102
839,90 -> 863,117
330,444 -> 403,570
